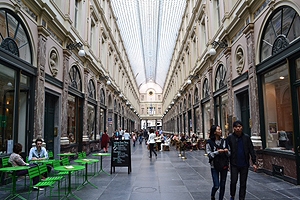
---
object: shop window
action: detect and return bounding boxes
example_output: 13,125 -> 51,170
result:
263,63 -> 294,151
67,95 -> 82,144
260,6 -> 300,62
87,104 -> 96,140
202,102 -> 210,139
0,64 -> 16,152
215,94 -> 229,137
296,58 -> 300,80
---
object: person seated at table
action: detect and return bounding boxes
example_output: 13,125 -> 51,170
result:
160,135 -> 171,151
28,138 -> 51,173
9,143 -> 42,190
28,138 -> 49,161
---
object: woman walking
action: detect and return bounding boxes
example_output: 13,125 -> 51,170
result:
206,125 -> 230,200
147,129 -> 157,158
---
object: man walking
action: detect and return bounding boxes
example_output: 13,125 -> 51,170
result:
227,120 -> 257,200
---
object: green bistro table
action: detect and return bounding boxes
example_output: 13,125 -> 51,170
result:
74,159 -> 99,190
57,153 -> 76,159
29,159 -> 56,165
54,165 -> 85,200
0,166 -> 30,200
92,153 -> 111,175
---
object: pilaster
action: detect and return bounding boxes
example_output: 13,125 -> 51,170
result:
60,49 -> 71,145
82,67 -> 90,142
244,23 -> 260,136
34,26 -> 48,140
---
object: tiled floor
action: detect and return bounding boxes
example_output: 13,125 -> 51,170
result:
1,143 -> 300,200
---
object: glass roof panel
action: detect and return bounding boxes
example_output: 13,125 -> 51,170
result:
111,0 -> 186,89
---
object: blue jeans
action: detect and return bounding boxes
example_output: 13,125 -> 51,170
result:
139,136 -> 143,144
211,168 -> 228,200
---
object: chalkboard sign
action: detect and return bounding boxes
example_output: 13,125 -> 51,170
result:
111,139 -> 132,174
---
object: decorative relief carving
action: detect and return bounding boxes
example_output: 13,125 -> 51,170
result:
49,49 -> 58,77
236,48 -> 244,75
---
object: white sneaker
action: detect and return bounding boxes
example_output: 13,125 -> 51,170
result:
33,186 -> 44,191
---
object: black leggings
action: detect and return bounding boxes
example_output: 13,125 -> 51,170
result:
149,143 -> 157,158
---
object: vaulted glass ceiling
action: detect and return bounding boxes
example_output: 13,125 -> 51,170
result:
111,0 -> 186,89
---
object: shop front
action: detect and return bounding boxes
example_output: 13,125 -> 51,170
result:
256,6 -> 300,184
0,8 -> 34,155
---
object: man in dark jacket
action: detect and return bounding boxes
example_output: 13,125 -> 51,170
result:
227,120 -> 257,200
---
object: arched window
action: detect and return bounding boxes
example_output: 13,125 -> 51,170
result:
194,87 -> 199,103
188,94 -> 192,108
260,6 -> 300,62
202,78 -> 210,98
100,88 -> 105,104
215,64 -> 226,91
88,79 -> 96,99
69,66 -> 82,91
114,99 -> 117,111
0,9 -> 32,63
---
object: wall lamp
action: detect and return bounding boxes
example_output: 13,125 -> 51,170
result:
209,40 -> 228,56
66,42 -> 85,57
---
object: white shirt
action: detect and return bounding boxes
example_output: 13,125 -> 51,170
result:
123,132 -> 131,140
148,133 -> 156,144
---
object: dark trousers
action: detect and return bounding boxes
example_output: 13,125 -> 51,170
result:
211,168 -> 228,200
230,165 -> 249,200
149,143 -> 157,158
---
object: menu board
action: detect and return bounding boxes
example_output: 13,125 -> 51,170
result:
111,140 -> 131,174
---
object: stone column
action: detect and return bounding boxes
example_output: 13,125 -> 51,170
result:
34,26 -> 49,140
60,49 -> 71,145
244,23 -> 260,136
82,68 -> 89,142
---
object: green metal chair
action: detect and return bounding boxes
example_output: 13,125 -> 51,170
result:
0,157 -> 12,189
48,151 -> 54,159
27,166 -> 56,200
39,164 -> 65,197
1,157 -> 11,177
77,152 -> 83,159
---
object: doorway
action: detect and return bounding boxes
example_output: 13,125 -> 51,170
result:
237,90 -> 250,136
44,93 -> 57,153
